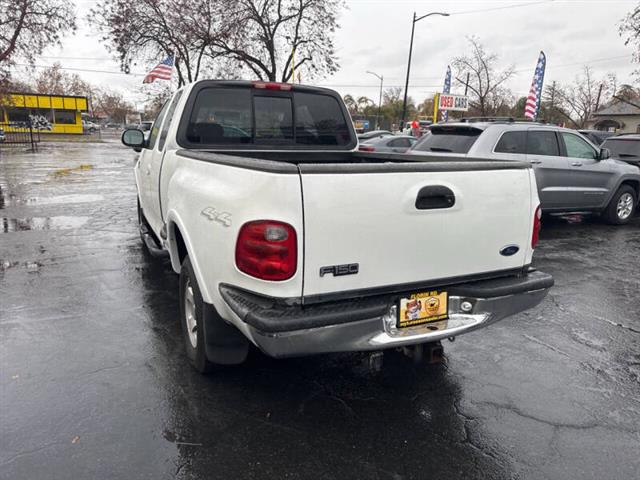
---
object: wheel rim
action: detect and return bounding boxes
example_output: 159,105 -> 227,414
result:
184,279 -> 197,348
616,193 -> 634,220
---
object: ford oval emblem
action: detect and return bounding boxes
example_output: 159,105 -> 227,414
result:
500,245 -> 520,256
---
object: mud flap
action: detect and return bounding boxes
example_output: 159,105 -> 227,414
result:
202,303 -> 250,365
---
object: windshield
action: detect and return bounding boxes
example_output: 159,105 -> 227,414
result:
411,127 -> 481,153
602,138 -> 640,158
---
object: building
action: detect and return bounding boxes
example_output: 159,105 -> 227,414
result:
586,98 -> 640,134
1,93 -> 88,134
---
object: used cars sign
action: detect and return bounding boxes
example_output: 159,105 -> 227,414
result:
439,94 -> 469,112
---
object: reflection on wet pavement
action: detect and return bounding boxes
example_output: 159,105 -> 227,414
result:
0,143 -> 639,479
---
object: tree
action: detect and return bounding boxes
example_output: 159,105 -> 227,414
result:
343,94 -> 358,116
381,87 -> 415,126
0,0 -> 76,95
93,90 -> 135,124
549,67 -> 612,128
32,63 -> 93,96
0,0 -> 75,65
452,37 -> 515,116
212,0 -> 345,82
90,0 -> 229,86
620,4 -> 640,76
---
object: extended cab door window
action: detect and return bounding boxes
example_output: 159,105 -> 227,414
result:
158,91 -> 183,151
147,100 -> 170,150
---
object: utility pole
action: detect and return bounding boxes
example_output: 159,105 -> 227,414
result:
366,71 -> 384,129
550,81 -> 556,124
594,83 -> 604,113
400,11 -> 449,130
464,72 -> 470,96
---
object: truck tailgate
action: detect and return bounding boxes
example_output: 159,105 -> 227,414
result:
299,162 -> 534,298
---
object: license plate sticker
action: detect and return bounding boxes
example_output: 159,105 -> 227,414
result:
398,291 -> 448,328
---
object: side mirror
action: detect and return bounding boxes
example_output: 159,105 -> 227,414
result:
122,129 -> 146,150
598,147 -> 611,160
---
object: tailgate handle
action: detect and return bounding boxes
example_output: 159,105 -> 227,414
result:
415,186 -> 456,210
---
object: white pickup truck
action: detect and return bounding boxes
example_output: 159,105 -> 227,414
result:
122,80 -> 553,373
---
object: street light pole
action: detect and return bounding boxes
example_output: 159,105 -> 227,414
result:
366,70 -> 383,129
400,11 -> 449,130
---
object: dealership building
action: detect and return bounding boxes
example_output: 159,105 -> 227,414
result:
1,93 -> 89,134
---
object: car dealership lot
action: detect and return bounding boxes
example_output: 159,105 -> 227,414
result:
1,143 -> 639,480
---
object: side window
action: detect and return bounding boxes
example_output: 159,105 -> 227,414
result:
387,138 -> 402,147
561,132 -> 597,159
395,138 -> 411,148
527,131 -> 560,156
158,91 -> 183,151
147,100 -> 170,150
495,131 -> 526,154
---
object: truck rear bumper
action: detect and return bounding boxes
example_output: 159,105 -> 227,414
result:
220,270 -> 553,358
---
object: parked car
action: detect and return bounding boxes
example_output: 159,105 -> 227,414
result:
121,80 -> 552,373
357,129 -> 393,141
600,134 -> 640,167
0,127 -> 5,143
82,120 -> 100,133
359,135 -> 418,153
410,120 -> 640,224
137,121 -> 154,141
578,129 -> 614,146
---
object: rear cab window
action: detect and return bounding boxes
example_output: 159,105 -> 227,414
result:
179,82 -> 354,149
411,126 -> 482,154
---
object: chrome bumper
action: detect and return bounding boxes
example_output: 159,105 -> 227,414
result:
220,271 -> 553,358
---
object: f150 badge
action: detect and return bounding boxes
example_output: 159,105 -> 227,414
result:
201,207 -> 232,227
320,263 -> 359,277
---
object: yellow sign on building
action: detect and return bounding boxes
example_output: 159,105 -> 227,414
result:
1,93 -> 89,134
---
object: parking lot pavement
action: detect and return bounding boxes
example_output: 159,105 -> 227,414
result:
1,142 -> 639,480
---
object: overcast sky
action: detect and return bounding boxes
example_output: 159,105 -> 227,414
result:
24,0 -> 640,107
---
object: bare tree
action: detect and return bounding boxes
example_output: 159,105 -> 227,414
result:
0,0 -> 75,94
93,90 -> 135,124
620,4 -> 640,76
211,0 -> 345,82
90,0 -> 231,86
551,67 -> 611,128
452,37 -> 515,116
0,0 -> 75,64
32,63 -> 93,96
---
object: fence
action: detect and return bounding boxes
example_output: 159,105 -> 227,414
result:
0,122 -> 40,152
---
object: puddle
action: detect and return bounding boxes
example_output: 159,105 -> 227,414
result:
1,216 -> 89,233
0,193 -> 103,208
51,164 -> 94,178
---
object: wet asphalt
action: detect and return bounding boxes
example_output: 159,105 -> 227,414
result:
0,142 -> 639,480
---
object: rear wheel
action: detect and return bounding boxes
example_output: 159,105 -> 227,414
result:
179,256 -> 249,373
179,256 -> 215,373
604,185 -> 637,225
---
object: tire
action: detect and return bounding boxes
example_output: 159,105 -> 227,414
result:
604,185 -> 637,225
178,256 -> 249,373
180,256 -> 216,373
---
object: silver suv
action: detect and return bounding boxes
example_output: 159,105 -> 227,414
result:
410,120 -> 640,224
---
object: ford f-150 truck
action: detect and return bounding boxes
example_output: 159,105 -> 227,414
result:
121,80 -> 553,373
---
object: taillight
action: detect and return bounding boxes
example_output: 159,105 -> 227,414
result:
252,81 -> 293,91
235,220 -> 297,281
531,205 -> 542,248
359,145 -> 375,152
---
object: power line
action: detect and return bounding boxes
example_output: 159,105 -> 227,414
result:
449,0 -> 555,16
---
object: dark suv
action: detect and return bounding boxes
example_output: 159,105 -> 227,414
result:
409,121 -> 640,224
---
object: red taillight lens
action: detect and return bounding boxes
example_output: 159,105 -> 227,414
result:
531,205 -> 542,248
359,145 -> 375,152
235,220 -> 297,281
251,81 -> 293,91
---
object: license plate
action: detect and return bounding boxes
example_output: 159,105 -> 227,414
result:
397,290 -> 448,328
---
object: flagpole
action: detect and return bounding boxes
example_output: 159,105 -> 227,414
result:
535,51 -> 546,120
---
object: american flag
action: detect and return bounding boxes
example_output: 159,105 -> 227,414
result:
142,55 -> 174,84
524,51 -> 546,120
442,65 -> 451,121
